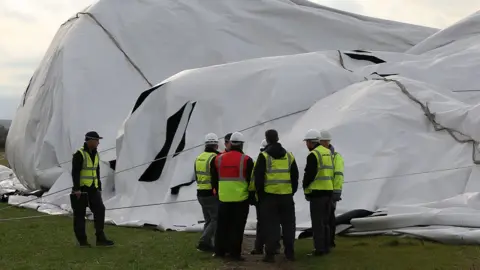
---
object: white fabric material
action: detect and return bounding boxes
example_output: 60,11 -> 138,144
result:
5,0 -> 435,190
5,0 -> 480,244
0,165 -> 27,195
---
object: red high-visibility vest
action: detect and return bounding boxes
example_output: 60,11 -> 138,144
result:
215,151 -> 250,202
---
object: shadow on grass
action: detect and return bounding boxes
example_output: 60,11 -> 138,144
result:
382,239 -> 422,247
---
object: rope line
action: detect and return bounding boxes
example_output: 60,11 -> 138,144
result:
0,144 -> 117,186
0,164 -> 474,223
0,105 -> 310,212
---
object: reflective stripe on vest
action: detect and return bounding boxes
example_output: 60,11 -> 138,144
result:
263,152 -> 293,194
248,160 -> 257,192
333,152 -> 344,195
248,159 -> 259,202
195,152 -> 217,190
305,145 -> 334,193
216,152 -> 249,202
78,147 -> 99,188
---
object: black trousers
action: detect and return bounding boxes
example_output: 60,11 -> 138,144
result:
70,187 -> 106,243
329,201 -> 337,246
309,195 -> 332,253
260,194 -> 296,257
254,203 -> 281,252
214,200 -> 249,257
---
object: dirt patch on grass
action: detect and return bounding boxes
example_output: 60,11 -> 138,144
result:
220,236 -> 296,270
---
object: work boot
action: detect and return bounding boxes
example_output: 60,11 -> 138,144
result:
284,248 -> 295,261
96,234 -> 114,247
197,242 -> 214,252
212,253 -> 225,259
250,249 -> 263,255
262,254 -> 275,263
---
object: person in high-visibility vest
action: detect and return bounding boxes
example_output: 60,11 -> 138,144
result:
70,131 -> 114,247
302,129 -> 334,256
320,130 -> 344,249
254,129 -> 299,263
211,132 -> 254,261
194,133 -> 221,252
248,139 -> 281,256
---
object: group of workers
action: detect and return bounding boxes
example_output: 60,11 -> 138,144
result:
67,128 -> 344,263
194,129 -> 344,262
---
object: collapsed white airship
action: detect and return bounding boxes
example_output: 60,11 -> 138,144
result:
5,0 -> 480,244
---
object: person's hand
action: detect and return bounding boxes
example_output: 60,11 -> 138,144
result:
73,190 -> 82,199
332,193 -> 342,202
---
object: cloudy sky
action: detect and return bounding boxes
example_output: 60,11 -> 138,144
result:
0,0 -> 479,120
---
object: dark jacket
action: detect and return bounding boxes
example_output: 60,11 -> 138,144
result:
72,143 -> 101,192
254,142 -> 299,199
194,147 -> 220,197
302,143 -> 333,198
211,149 -> 254,200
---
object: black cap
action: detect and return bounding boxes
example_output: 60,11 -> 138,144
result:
265,129 -> 279,144
85,131 -> 103,141
224,133 -> 232,142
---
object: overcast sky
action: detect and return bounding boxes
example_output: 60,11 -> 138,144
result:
0,0 -> 479,120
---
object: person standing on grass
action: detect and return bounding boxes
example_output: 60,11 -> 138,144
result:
211,132 -> 254,261
322,130 -> 344,249
302,129 -> 334,256
254,129 -> 299,262
248,138 -> 282,256
70,131 -> 114,247
194,133 -> 221,252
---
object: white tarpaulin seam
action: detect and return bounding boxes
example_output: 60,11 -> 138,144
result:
379,77 -> 480,164
75,12 -> 153,87
336,50 -> 480,164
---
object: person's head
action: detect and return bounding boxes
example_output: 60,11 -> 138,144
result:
204,133 -> 219,150
265,129 -> 279,144
85,131 -> 102,150
230,132 -> 244,151
224,133 -> 232,151
303,129 -> 320,151
260,139 -> 267,152
319,130 -> 332,148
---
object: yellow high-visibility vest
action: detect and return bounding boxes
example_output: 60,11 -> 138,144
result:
78,147 -> 99,188
305,145 -> 334,193
217,153 -> 249,202
195,152 -> 217,190
263,152 -> 294,195
333,152 -> 344,195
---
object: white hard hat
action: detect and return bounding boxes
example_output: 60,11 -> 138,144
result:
230,132 -> 245,144
303,129 -> 320,141
261,139 -> 267,148
204,133 -> 219,144
319,130 -> 332,141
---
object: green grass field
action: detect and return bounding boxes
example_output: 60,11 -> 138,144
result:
0,206 -> 479,270
0,151 -> 479,269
